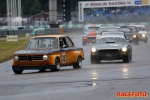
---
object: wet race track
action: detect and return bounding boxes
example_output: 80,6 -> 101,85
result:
0,34 -> 150,100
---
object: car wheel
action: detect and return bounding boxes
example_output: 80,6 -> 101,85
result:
83,42 -> 86,46
13,70 -> 23,74
91,55 -> 96,64
51,58 -> 60,71
73,56 -> 82,69
39,69 -> 46,72
144,39 -> 148,43
123,53 -> 131,63
130,53 -> 132,61
91,55 -> 100,64
135,40 -> 139,45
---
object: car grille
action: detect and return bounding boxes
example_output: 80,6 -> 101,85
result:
18,55 -> 43,61
99,49 -> 119,53
87,37 -> 96,40
18,56 -> 28,60
126,34 -> 133,38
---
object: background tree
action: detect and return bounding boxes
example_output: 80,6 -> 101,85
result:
0,0 -> 105,16
29,0 -> 42,15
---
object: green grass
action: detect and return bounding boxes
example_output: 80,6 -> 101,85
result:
0,38 -> 29,63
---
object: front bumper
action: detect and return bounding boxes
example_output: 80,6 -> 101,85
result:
138,34 -> 147,41
91,52 -> 128,60
12,65 -> 56,70
83,37 -> 96,43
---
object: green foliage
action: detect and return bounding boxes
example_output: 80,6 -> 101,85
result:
0,0 -> 105,15
0,2 -> 6,14
29,0 -> 42,15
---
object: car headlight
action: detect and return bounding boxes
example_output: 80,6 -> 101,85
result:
83,37 -> 87,39
133,35 -> 137,38
142,34 -> 146,37
91,48 -> 96,52
14,56 -> 19,61
122,47 -> 127,52
96,35 -> 100,39
43,55 -> 48,60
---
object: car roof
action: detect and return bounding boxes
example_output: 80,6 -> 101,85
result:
101,31 -> 125,34
32,35 -> 68,38
129,25 -> 145,27
98,35 -> 125,39
100,26 -> 120,28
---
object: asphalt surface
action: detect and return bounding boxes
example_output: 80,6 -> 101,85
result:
0,34 -> 150,100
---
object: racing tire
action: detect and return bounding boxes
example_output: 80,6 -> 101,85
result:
135,40 -> 139,45
144,39 -> 148,43
51,58 -> 60,71
73,56 -> 82,69
83,42 -> 86,46
39,69 -> 46,72
123,53 -> 131,63
91,55 -> 100,64
13,70 -> 23,74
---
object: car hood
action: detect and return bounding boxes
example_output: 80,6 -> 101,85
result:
138,31 -> 147,34
94,43 -> 127,50
83,31 -> 97,37
14,49 -> 59,55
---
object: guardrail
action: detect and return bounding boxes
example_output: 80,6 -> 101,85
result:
60,22 -> 150,28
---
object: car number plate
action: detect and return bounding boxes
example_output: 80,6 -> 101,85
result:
105,54 -> 112,57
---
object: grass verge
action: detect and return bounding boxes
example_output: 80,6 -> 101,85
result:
0,38 -> 29,63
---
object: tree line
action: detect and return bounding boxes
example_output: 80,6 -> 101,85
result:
0,0 -> 103,16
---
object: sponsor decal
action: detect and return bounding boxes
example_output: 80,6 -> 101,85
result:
62,52 -> 66,63
90,1 -> 126,7
135,0 -> 148,5
117,92 -> 148,98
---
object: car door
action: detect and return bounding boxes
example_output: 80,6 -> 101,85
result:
59,37 -> 70,66
65,36 -> 78,64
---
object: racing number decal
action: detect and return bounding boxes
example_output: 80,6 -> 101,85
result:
62,52 -> 66,63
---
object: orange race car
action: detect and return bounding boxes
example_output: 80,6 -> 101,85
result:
12,35 -> 84,74
82,24 -> 101,45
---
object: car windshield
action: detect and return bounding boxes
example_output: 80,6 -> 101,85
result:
121,28 -> 131,32
137,27 -> 146,31
26,37 -> 58,49
96,37 -> 127,44
101,32 -> 124,35
83,27 -> 99,33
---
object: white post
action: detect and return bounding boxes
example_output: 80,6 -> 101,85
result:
7,0 -> 22,28
49,0 -> 57,22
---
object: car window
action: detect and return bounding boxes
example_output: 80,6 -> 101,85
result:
59,37 -> 68,48
101,32 -> 124,35
96,37 -> 127,44
137,27 -> 146,31
26,38 -> 58,49
65,37 -> 73,47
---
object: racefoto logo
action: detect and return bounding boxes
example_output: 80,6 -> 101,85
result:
117,92 -> 148,98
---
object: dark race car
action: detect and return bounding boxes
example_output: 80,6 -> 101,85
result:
120,26 -> 139,45
97,31 -> 131,42
129,25 -> 148,43
97,26 -> 121,39
91,35 -> 132,64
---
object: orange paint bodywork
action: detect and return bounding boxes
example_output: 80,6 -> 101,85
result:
83,30 -> 97,43
12,35 -> 84,69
